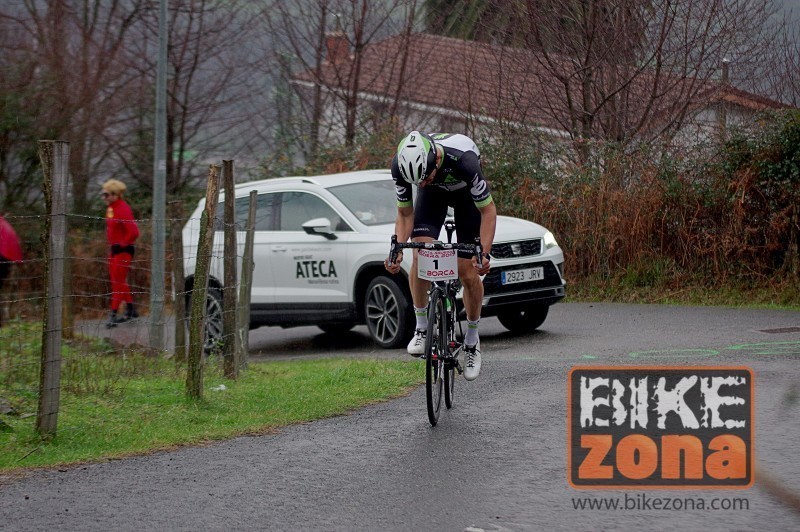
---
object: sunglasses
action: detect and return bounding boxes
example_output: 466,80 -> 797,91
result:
101,192 -> 113,198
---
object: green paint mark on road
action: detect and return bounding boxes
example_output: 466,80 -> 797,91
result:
724,341 -> 800,356
627,341 -> 800,360
628,348 -> 720,359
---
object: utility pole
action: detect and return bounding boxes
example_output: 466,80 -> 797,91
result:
150,0 -> 168,351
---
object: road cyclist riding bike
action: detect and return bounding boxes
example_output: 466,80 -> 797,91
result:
384,130 -> 496,382
389,221 -> 483,425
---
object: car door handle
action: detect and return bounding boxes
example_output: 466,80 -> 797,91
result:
272,246 -> 287,252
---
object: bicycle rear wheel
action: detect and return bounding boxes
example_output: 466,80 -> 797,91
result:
425,288 -> 447,426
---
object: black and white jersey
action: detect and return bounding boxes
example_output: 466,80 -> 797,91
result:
391,133 -> 493,208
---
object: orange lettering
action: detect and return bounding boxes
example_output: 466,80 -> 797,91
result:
661,435 -> 704,479
706,434 -> 747,479
616,434 -> 658,480
579,435 -> 613,479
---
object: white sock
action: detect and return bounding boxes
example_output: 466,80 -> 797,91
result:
415,307 -> 428,331
465,319 -> 479,346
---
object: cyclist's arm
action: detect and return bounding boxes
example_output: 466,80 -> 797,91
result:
394,205 -> 414,243
386,205 -> 414,273
458,152 -> 495,273
474,200 -> 496,275
478,201 -> 496,255
390,155 -> 415,257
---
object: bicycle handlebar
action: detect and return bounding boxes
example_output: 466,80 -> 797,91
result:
389,235 -> 483,265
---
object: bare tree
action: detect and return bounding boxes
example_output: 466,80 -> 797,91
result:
425,0 -> 528,45
0,14 -> 43,212
263,0 -> 418,166
1,1 -> 145,214
761,10 -> 800,107
119,0 -> 270,195
504,0 -> 778,159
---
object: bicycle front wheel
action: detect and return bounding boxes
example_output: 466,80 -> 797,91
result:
425,288 -> 447,426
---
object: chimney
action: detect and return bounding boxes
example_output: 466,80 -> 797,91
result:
325,32 -> 349,65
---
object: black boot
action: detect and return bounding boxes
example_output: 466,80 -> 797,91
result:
105,310 -> 121,328
125,302 -> 139,320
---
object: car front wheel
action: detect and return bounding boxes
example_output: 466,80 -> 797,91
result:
185,286 -> 224,353
364,275 -> 413,348
497,304 -> 549,333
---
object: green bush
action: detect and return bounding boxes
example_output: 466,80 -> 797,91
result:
478,111 -> 799,302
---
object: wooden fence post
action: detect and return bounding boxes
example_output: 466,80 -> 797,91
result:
36,140 -> 69,436
222,160 -> 238,379
186,165 -> 220,400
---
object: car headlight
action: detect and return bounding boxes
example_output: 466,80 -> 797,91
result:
543,231 -> 558,249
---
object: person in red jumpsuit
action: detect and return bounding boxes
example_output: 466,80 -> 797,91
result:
101,179 -> 140,328
0,213 -> 23,328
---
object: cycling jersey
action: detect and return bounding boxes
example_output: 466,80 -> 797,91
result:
391,133 -> 493,255
391,133 -> 493,208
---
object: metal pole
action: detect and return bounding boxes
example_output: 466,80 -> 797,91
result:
150,0 -> 168,351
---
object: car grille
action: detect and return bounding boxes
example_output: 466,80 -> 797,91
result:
483,261 -> 562,295
490,239 -> 542,259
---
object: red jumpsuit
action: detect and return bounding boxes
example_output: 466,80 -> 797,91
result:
105,199 -> 140,312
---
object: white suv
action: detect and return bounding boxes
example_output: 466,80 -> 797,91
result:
182,170 -> 566,348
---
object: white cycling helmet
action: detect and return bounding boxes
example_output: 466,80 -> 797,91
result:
396,131 -> 437,185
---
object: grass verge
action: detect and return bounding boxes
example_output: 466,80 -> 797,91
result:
0,322 -> 423,473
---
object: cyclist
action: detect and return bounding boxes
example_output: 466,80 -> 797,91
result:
384,131 -> 496,381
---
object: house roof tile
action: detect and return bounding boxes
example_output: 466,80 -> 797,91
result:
294,32 -> 790,137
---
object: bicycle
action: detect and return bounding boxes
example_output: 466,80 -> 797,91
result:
389,220 -> 483,426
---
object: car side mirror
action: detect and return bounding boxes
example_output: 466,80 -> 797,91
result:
302,217 -> 338,240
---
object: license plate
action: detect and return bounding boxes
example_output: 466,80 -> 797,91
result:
501,267 -> 544,285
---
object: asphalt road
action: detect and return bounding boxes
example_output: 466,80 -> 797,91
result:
3,303 -> 800,531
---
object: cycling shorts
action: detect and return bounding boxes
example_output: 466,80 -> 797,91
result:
411,185 -> 481,259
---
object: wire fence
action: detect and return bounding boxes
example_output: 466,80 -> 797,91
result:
1,147 -> 253,436
1,212 -> 178,341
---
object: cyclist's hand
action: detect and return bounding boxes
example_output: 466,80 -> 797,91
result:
473,253 -> 490,275
385,250 -> 403,274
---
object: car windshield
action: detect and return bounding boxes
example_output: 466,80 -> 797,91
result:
328,179 -> 397,226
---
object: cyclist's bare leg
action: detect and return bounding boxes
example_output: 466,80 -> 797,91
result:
458,257 -> 483,322
409,236 -> 434,309
458,257 -> 483,379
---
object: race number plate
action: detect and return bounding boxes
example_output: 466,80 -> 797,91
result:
501,267 -> 544,285
418,248 -> 458,281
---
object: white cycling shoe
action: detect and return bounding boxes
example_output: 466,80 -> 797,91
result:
407,329 -> 426,357
463,341 -> 482,381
